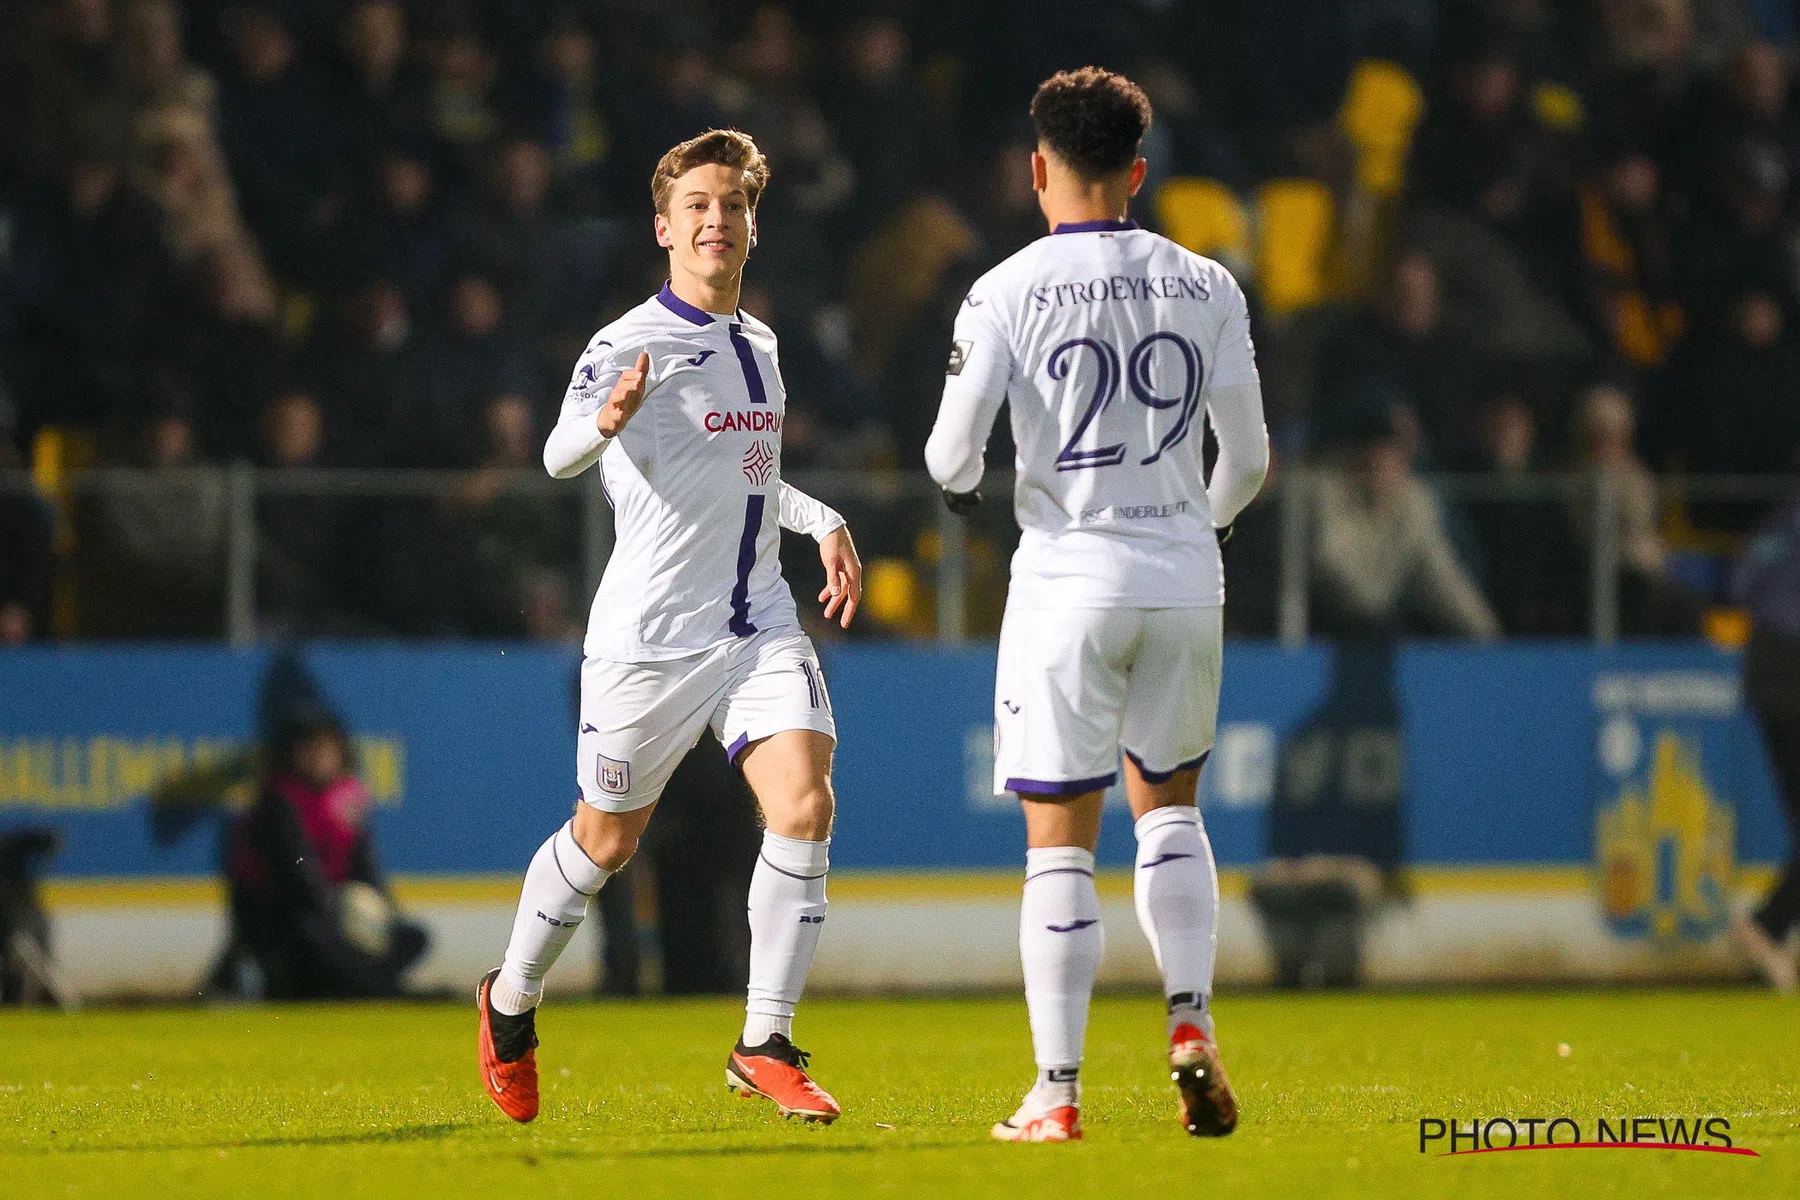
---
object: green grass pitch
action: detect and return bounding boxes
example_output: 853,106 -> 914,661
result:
2,990 -> 1795,1199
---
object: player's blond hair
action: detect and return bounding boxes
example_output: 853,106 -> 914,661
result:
650,129 -> 770,213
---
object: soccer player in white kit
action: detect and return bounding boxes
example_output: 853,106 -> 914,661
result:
925,69 -> 1269,1143
477,130 -> 863,1126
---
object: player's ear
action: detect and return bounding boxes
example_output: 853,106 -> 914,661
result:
747,213 -> 758,250
654,211 -> 673,250
1128,158 -> 1148,197
1030,150 -> 1049,194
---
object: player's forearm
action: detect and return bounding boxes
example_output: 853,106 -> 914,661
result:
1204,383 -> 1270,528
778,481 -> 846,539
924,391 -> 993,495
542,413 -> 611,479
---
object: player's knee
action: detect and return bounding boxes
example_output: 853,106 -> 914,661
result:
571,815 -> 641,871
771,783 -> 834,841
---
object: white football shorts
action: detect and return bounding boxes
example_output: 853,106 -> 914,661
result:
576,626 -> 836,813
994,604 -> 1222,796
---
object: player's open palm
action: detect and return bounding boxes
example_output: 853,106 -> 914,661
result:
818,526 -> 863,628
597,351 -> 651,437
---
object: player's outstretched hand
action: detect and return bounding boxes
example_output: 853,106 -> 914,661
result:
817,526 -> 863,629
597,351 -> 651,437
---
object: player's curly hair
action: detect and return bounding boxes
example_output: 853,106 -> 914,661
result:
650,129 -> 771,213
1029,67 -> 1153,178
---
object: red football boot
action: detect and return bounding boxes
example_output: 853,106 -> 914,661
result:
991,1098 -> 1083,1142
477,968 -> 540,1123
725,1033 -> 841,1123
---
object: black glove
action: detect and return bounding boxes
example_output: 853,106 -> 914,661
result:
942,487 -> 982,515
1215,523 -> 1234,562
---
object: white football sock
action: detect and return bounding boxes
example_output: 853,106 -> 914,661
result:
743,831 -> 829,1046
494,820 -> 612,1015
1020,845 -> 1103,1103
1133,805 -> 1218,1039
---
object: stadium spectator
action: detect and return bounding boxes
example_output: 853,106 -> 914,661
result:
75,380 -> 224,637
13,127 -> 179,429
177,242 -> 283,459
7,0 -> 121,182
513,6 -> 620,215
1565,383 -> 1701,634
341,141 -> 450,306
451,392 -> 574,636
1307,401 -> 1501,640
423,19 -> 503,189
332,0 -> 429,181
422,272 -> 537,444
1314,249 -> 1479,466
0,387 -> 53,644
255,388 -> 348,634
216,1 -> 348,284
1654,284 -> 1800,493
314,278 -> 426,466
1411,27 -> 1547,236
1574,133 -> 1683,370
822,15 -> 936,234
450,138 -> 568,341
1462,395 -> 1584,634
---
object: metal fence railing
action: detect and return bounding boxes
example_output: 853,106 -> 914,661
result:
2,467 -> 1795,647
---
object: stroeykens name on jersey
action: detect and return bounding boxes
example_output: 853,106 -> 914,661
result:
933,220 -> 1261,611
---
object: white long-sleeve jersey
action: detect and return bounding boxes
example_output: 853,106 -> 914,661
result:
545,283 -> 844,662
925,219 -> 1269,609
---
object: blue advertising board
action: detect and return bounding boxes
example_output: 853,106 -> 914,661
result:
0,641 -> 1788,878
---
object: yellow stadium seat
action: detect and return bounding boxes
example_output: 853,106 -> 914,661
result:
31,426 -> 67,493
1531,81 -> 1585,133
1154,178 -> 1250,269
863,557 -> 922,630
1338,59 -> 1424,197
1255,180 -> 1336,316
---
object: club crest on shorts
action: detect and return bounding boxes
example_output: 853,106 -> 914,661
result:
596,754 -> 631,795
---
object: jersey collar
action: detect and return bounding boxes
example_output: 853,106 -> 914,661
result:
657,281 -> 714,326
1050,218 -> 1140,235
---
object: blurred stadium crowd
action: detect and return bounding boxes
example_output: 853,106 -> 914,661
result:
2,0 -> 1800,642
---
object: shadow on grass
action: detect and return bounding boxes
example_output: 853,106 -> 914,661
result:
15,1121 -> 468,1155
518,1135 -> 977,1162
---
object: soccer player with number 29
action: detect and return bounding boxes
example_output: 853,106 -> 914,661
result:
927,68 -> 1269,1142
477,129 -> 862,1126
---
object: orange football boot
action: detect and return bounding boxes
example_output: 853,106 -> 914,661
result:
991,1101 -> 1082,1142
477,968 -> 540,1122
1170,1023 -> 1237,1136
725,1033 -> 841,1123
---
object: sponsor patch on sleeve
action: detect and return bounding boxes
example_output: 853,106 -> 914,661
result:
946,339 -> 972,376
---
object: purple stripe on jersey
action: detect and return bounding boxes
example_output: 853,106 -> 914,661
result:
1124,748 -> 1211,784
656,281 -> 714,325
1006,772 -> 1118,796
726,732 -> 751,764
1050,219 -> 1140,235
729,494 -> 765,637
728,322 -> 768,405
